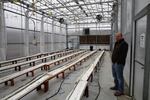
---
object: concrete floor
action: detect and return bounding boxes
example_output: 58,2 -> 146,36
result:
81,52 -> 132,100
0,51 -> 132,100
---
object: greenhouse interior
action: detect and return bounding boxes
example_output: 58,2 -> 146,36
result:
0,0 -> 150,100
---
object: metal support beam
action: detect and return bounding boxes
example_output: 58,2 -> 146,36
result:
56,11 -> 112,17
143,5 -> 150,100
60,23 -> 62,50
6,0 -> 60,22
24,9 -> 30,56
129,0 -> 135,97
66,24 -> 69,49
41,1 -> 114,10
110,0 -> 119,51
40,15 -> 45,53
113,3 -> 118,33
56,0 -> 80,19
77,23 -> 80,49
110,22 -> 114,51
51,20 -> 54,51
73,0 -> 88,17
117,0 -> 122,32
0,1 -> 7,61
71,21 -> 111,25
130,0 -> 136,98
68,26 -> 111,29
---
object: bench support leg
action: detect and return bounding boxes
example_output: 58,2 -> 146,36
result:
5,81 -> 8,86
69,68 -> 71,71
44,58 -> 47,62
95,66 -> 97,72
84,86 -> 89,97
43,81 -> 49,92
33,62 -> 35,66
45,65 -> 49,71
15,61 -> 17,64
48,65 -> 50,70
57,74 -> 59,78
41,66 -> 44,70
10,79 -> 14,86
73,66 -> 76,71
12,61 -> 14,64
26,73 -> 29,77
62,72 -> 65,79
15,67 -> 17,71
26,58 -> 29,61
36,85 -> 42,91
44,65 -> 47,70
31,71 -> 34,77
18,66 -> 21,71
90,74 -> 93,82
80,62 -> 82,65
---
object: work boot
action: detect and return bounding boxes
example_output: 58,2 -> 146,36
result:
110,86 -> 118,90
114,91 -> 124,96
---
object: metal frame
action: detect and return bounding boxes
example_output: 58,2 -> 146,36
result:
2,0 -> 113,52
0,1 -> 7,61
40,14 -> 45,53
129,0 -> 135,97
66,24 -> 69,49
41,1 -> 113,10
132,4 -> 150,100
3,0 -> 113,25
0,0 -> 113,60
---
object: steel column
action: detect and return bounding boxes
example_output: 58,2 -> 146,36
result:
66,24 -> 69,49
60,23 -> 62,49
51,20 -> 54,51
24,9 -> 30,56
0,1 -> 7,61
40,15 -> 45,53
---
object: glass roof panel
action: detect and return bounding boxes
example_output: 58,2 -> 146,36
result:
4,0 -> 114,26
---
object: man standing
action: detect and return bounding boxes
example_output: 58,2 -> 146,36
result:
110,32 -> 128,96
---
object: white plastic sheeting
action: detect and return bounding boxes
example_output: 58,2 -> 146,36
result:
0,2 -> 7,61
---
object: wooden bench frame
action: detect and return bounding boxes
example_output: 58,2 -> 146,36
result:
66,51 -> 105,100
1,51 -> 96,100
30,51 -> 96,93
0,50 -> 76,71
0,51 -> 85,86
0,49 -> 70,67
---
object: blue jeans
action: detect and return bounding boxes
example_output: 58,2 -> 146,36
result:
112,63 -> 124,92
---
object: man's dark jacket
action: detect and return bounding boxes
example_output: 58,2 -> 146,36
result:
112,39 -> 128,65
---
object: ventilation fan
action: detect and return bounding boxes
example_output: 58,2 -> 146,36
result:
96,14 -> 103,22
59,18 -> 64,24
